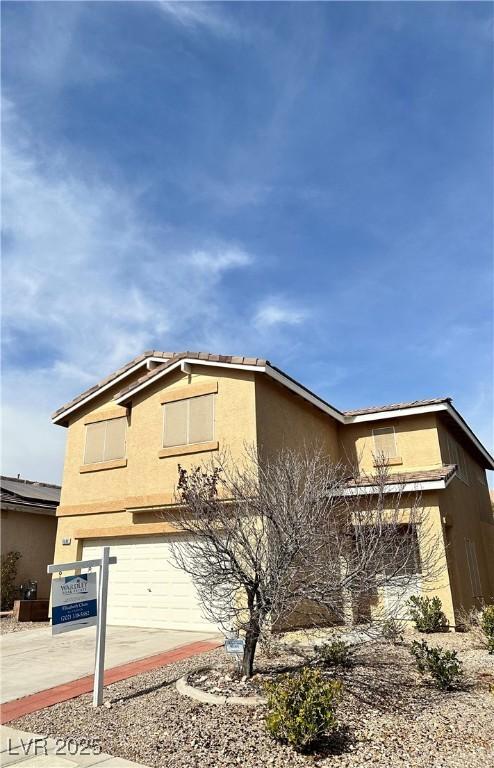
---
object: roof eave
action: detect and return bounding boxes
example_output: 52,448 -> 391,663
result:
51,355 -> 169,426
344,402 -> 494,471
113,358 -> 346,423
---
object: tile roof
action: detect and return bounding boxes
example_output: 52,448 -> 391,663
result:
115,351 -> 267,401
345,464 -> 457,488
52,351 -> 267,420
51,351 -> 178,419
1,475 -> 61,508
343,397 -> 451,417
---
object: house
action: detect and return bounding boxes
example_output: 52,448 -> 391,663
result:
1,475 -> 60,600
51,351 -> 494,631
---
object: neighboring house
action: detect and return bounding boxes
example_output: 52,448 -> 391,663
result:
51,351 -> 494,631
1,475 -> 60,600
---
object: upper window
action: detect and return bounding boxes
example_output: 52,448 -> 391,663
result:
372,427 -> 398,460
84,417 -> 127,464
163,393 -> 214,448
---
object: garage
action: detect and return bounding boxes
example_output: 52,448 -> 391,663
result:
82,535 -> 218,632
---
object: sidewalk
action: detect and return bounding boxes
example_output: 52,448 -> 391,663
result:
1,725 -> 148,767
1,637 -> 220,723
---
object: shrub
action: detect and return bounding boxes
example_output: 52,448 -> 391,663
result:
410,639 -> 462,690
481,605 -> 494,654
381,618 -> 404,644
264,668 -> 342,752
408,595 -> 449,633
1,551 -> 21,611
314,639 -> 354,668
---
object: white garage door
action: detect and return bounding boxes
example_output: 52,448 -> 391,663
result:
82,535 -> 217,632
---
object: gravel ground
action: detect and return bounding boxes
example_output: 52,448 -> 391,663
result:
0,616 -> 49,634
13,631 -> 494,768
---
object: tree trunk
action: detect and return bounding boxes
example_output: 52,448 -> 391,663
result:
241,625 -> 259,678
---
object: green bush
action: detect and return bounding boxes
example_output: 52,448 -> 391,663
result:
481,605 -> 494,654
410,639 -> 462,690
314,639 -> 354,668
264,668 -> 342,752
1,551 -> 21,611
381,618 -> 404,644
408,595 -> 449,633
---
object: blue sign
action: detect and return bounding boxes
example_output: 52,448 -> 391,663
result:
225,637 -> 245,655
51,573 -> 97,635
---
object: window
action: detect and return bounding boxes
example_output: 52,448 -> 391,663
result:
381,526 -> 422,576
372,427 -> 398,460
465,539 -> 482,598
84,417 -> 126,464
163,394 -> 214,448
448,437 -> 469,484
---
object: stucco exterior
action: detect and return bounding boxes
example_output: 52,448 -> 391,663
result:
51,352 -> 494,627
54,364 -> 257,566
338,414 -> 443,474
1,509 -> 57,599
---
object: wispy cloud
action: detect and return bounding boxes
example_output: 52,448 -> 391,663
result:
1,100 -> 258,480
157,1 -> 240,39
254,298 -> 309,329
188,246 -> 253,273
4,2 -> 113,90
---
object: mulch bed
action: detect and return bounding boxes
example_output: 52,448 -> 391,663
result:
12,631 -> 494,768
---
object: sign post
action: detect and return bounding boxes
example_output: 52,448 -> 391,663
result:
48,547 -> 116,707
92,546 -> 110,707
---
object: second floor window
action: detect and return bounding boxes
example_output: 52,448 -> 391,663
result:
84,417 -> 127,464
163,393 -> 214,448
372,426 -> 398,460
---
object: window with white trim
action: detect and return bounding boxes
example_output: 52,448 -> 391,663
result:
84,417 -> 126,464
163,394 -> 214,448
447,437 -> 469,484
372,426 -> 398,460
465,538 -> 482,598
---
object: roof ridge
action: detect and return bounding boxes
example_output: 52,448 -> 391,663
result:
1,475 -> 61,489
52,350 -> 268,422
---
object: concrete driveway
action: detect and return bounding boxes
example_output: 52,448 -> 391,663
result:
1,626 -> 220,703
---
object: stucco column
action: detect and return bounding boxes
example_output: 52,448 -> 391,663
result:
417,502 -> 455,627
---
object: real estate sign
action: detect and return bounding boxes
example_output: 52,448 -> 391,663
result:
51,573 -> 97,635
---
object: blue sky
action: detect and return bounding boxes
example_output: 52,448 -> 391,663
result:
1,1 -> 493,483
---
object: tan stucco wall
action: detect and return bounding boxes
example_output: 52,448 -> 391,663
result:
439,479 -> 494,615
54,365 -> 257,564
338,414 -> 443,474
1,510 -> 57,599
54,364 -> 492,626
254,376 -> 340,462
435,420 -> 494,613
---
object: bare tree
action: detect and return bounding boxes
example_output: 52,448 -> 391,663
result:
168,446 -> 443,677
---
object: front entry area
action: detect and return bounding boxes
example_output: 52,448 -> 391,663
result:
82,535 -> 218,632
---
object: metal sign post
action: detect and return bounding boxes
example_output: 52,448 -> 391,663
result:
48,547 -> 116,708
92,546 -> 110,707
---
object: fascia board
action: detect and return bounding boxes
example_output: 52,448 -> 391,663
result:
52,356 -> 168,425
114,359 -> 266,406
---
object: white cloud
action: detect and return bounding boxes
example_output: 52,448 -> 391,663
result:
1,101 -> 256,482
189,247 -> 252,273
254,298 -> 309,329
157,2 -> 240,39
